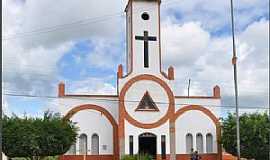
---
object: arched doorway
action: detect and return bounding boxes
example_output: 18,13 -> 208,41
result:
138,132 -> 157,158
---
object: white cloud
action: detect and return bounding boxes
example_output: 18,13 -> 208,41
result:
162,0 -> 268,32
3,41 -> 74,95
87,39 -> 124,69
161,20 -> 210,67
2,0 -> 126,97
64,76 -> 116,95
161,19 -> 269,109
3,0 -> 125,48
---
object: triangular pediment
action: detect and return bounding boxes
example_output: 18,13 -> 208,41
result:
135,91 -> 159,112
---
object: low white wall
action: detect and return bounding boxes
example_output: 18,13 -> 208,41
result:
70,109 -> 114,155
2,153 -> 8,160
57,96 -> 119,123
175,110 -> 217,154
175,98 -> 221,118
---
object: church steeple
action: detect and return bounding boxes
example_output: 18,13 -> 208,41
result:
125,0 -> 161,75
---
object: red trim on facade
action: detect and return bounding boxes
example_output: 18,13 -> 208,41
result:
213,85 -> 221,98
119,74 -> 175,129
60,154 -> 218,160
176,154 -> 218,160
64,105 -> 119,160
60,155 -> 114,160
223,152 -> 238,160
58,82 -> 65,97
173,105 -> 222,160
168,66 -> 174,80
156,154 -> 218,160
117,64 -> 123,78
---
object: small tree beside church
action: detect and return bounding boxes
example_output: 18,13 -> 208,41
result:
222,112 -> 270,160
2,111 -> 78,160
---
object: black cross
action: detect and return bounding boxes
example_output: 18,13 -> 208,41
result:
135,31 -> 157,68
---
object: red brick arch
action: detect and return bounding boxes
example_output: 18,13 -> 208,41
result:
173,105 -> 222,160
64,104 -> 119,160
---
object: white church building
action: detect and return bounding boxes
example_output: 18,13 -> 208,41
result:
58,0 -> 222,160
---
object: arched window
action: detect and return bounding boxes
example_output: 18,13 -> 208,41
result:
206,133 -> 213,153
196,133 -> 204,153
67,143 -> 76,155
79,134 -> 87,154
91,134 -> 99,155
186,133 -> 193,153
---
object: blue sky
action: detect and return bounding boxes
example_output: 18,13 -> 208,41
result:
2,0 -> 269,117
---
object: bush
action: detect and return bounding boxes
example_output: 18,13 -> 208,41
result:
121,155 -> 136,160
222,112 -> 270,159
121,154 -> 153,160
11,156 -> 58,160
135,154 -> 152,160
3,111 -> 78,160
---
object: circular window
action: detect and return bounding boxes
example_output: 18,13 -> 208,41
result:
141,12 -> 150,20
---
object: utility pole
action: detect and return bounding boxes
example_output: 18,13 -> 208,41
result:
188,79 -> 191,97
230,0 -> 241,159
269,104 -> 270,160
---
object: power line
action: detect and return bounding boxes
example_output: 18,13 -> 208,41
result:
3,12 -> 124,39
3,92 -> 269,110
2,78 -> 268,95
2,62 -> 268,92
2,15 -> 124,41
2,0 -> 181,41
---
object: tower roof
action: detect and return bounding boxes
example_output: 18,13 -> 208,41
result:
126,0 -> 161,4
125,0 -> 161,12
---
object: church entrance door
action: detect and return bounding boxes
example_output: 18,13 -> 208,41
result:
138,132 -> 157,159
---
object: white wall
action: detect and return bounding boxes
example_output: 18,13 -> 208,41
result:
124,120 -> 171,155
2,153 -> 8,160
70,109 -> 114,155
57,96 -> 119,123
175,110 -> 217,154
175,98 -> 221,118
120,0 -> 175,91
132,1 -> 160,74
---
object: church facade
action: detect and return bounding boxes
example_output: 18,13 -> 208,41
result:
59,0 -> 222,160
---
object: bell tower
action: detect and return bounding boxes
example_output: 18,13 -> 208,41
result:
125,0 -> 161,75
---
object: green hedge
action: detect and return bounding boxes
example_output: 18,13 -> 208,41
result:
121,154 -> 153,160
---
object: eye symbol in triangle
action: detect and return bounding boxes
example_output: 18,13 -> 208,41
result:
135,91 -> 159,111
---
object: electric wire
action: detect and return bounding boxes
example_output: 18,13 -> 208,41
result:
2,0 -> 181,40
3,92 -> 269,110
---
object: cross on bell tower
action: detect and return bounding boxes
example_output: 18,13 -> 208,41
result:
135,31 -> 157,68
125,0 -> 161,74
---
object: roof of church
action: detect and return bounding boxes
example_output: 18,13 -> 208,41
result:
127,0 -> 161,2
126,0 -> 161,5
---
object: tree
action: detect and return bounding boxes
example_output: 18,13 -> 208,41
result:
222,112 -> 270,159
2,111 -> 78,160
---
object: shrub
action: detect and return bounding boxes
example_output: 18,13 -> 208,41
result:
121,154 -> 153,160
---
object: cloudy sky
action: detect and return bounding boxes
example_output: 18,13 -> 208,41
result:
2,0 -> 269,117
